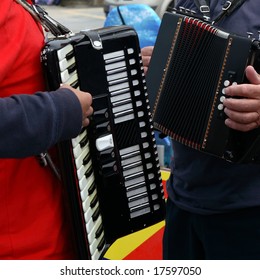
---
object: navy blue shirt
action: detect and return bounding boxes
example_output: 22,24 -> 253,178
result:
167,0 -> 260,214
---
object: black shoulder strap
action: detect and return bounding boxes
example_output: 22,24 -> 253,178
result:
194,0 -> 247,23
194,0 -> 210,19
15,0 -> 71,36
213,0 -> 247,24
117,6 -> 127,25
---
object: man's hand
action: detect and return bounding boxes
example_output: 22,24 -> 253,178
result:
60,84 -> 93,127
223,65 -> 260,132
141,46 -> 154,75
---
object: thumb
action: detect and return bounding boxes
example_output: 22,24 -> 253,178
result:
245,65 -> 260,84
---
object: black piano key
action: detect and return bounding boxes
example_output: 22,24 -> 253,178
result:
85,165 -> 93,178
95,223 -> 104,239
83,153 -> 91,166
90,194 -> 98,208
88,180 -> 96,196
80,134 -> 88,148
68,62 -> 76,74
97,236 -> 106,252
92,207 -> 100,222
70,79 -> 79,88
66,49 -> 74,60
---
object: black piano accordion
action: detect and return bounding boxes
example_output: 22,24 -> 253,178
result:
146,11 -> 260,163
41,25 -> 165,259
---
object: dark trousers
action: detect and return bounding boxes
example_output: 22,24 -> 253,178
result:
163,198 -> 260,260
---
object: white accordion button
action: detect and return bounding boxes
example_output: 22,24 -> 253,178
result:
96,134 -> 114,151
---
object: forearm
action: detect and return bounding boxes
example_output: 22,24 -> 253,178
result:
0,88 -> 82,158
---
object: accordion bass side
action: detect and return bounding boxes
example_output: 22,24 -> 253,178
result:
41,26 -> 165,259
146,11 -> 260,163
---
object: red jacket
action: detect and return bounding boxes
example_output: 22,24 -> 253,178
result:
0,0 -> 77,259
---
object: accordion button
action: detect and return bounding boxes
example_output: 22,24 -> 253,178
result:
218,104 -> 224,110
96,134 -> 114,151
224,80 -> 230,87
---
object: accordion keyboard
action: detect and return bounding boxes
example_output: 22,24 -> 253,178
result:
58,44 -> 106,260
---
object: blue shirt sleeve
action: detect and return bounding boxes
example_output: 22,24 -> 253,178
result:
0,88 -> 82,158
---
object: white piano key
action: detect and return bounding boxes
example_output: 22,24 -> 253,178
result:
77,161 -> 93,181
75,146 -> 89,169
59,56 -> 76,72
66,72 -> 78,86
89,231 -> 105,256
92,247 -> 104,260
85,212 -> 97,233
71,130 -> 87,148
57,44 -> 73,61
79,173 -> 88,192
73,141 -> 89,159
60,69 -> 71,83
84,197 -> 99,223
82,188 -> 97,213
88,216 -> 103,244
80,173 -> 95,198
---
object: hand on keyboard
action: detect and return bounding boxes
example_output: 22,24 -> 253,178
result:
60,84 -> 93,127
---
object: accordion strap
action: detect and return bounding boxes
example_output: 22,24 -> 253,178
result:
15,0 -> 72,36
194,0 -> 247,23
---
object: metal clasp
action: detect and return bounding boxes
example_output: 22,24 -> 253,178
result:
222,1 -> 232,11
200,5 -> 210,13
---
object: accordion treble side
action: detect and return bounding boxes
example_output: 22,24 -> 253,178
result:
41,26 -> 166,259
